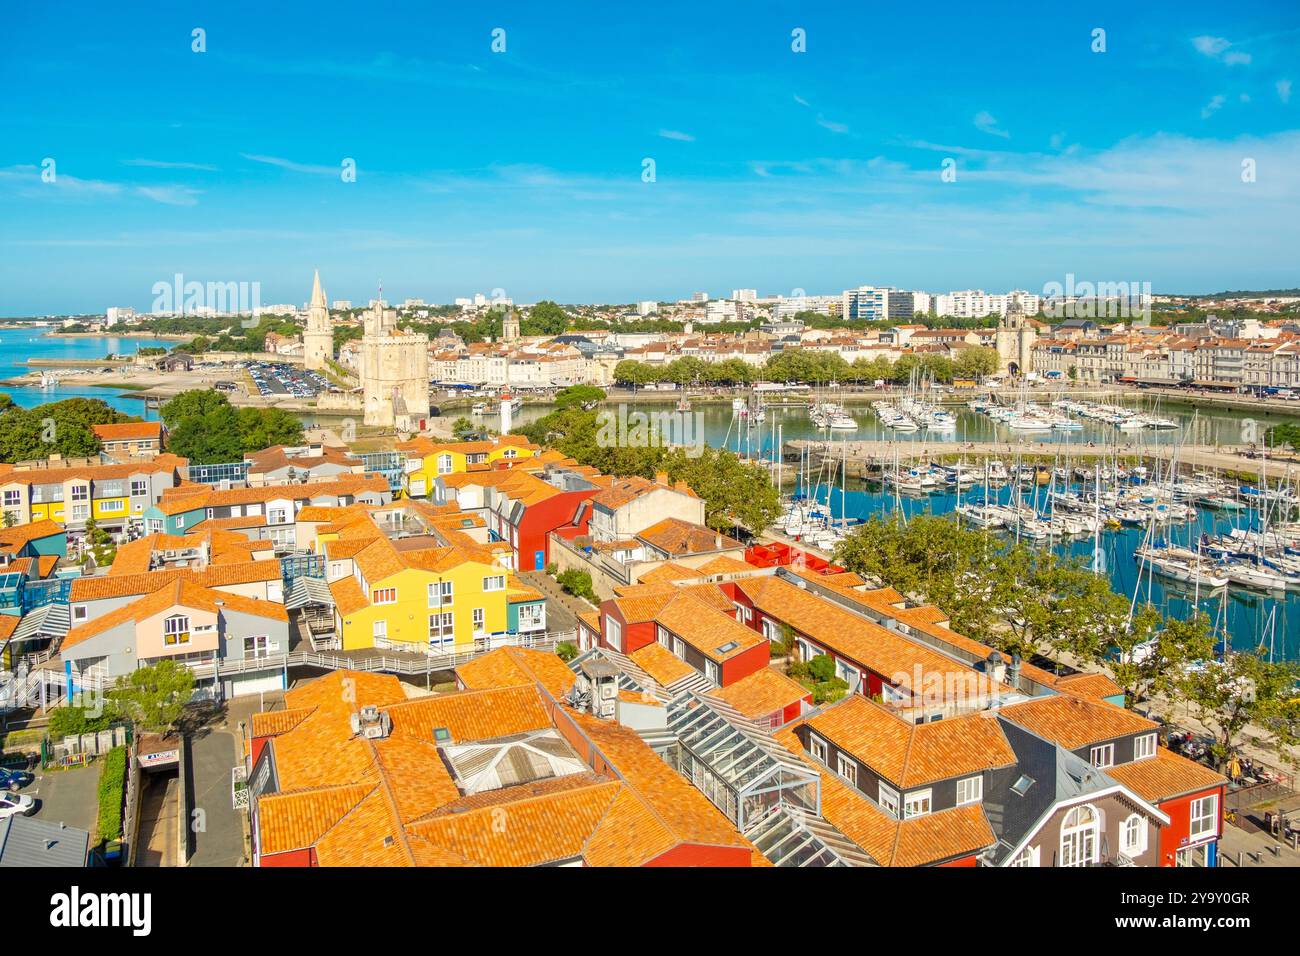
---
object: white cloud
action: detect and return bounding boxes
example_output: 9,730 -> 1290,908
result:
122,159 -> 218,172
657,129 -> 695,142
974,111 -> 1010,138
240,153 -> 338,175
1201,94 -> 1226,118
816,115 -> 849,134
1192,35 -> 1231,57
1279,79 -> 1293,104
135,185 -> 201,206
1193,35 -> 1250,65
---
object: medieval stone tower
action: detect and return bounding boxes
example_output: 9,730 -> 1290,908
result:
303,270 -> 333,371
501,309 -> 520,344
360,294 -> 431,430
995,292 -> 1036,376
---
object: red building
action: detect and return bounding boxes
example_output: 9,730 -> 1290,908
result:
1106,748 -> 1228,867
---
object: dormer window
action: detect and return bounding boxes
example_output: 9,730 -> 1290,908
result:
1134,733 -> 1157,761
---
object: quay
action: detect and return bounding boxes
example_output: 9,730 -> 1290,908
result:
784,438 -> 1300,482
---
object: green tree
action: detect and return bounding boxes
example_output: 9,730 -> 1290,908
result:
109,660 -> 196,733
552,384 -> 605,411
451,416 -> 475,439
522,301 -> 571,337
1110,607 -> 1216,708
1181,650 -> 1300,771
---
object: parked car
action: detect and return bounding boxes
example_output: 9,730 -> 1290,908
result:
0,768 -> 32,791
0,793 -> 36,818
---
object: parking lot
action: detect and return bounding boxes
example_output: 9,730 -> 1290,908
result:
242,361 -> 332,399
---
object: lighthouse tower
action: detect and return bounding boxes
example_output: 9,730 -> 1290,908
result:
499,390 -> 514,435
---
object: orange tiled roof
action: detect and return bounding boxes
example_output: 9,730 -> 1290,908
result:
652,592 -> 765,663
736,576 -> 981,695
706,667 -> 810,721
92,421 -> 161,442
636,517 -> 740,556
0,519 -> 65,554
774,726 -> 996,866
1055,672 -> 1125,701
998,694 -> 1157,750
454,647 -> 577,699
1105,747 -> 1228,803
628,641 -> 698,687
804,695 -> 1016,788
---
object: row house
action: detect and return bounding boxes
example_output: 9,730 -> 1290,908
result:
61,578 -> 290,699
442,466 -> 597,572
310,509 -> 546,652
143,475 -> 391,550
91,422 -> 164,460
0,454 -> 189,533
398,434 -> 541,499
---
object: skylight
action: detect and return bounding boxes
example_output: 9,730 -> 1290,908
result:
1011,774 -> 1035,796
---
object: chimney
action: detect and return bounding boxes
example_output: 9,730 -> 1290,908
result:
1007,652 -> 1022,688
714,534 -> 722,550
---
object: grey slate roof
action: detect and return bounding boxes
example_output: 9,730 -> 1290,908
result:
0,815 -> 89,867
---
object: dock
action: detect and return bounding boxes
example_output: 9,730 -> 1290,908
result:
785,439 -> 1300,482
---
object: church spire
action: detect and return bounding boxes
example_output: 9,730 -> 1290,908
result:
311,269 -> 326,307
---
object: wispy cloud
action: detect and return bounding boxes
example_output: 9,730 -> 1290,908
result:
792,95 -> 849,134
657,129 -> 695,142
1193,35 -> 1251,65
135,185 -> 202,206
1279,79 -> 1293,104
1201,94 -> 1226,119
240,153 -> 338,175
973,111 -> 1010,138
122,159 -> 219,172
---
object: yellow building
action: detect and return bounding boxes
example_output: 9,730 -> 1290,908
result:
312,502 -> 545,652
0,454 -> 188,532
397,434 -> 539,498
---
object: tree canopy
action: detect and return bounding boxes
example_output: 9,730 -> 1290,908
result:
0,395 -> 134,463
162,389 -> 303,464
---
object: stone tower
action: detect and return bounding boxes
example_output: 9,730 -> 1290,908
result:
360,294 -> 431,431
501,309 -> 520,344
303,270 -> 333,371
995,292 -> 1036,376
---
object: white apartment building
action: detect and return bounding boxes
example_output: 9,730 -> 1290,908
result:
934,289 -> 1041,319
731,289 -> 758,302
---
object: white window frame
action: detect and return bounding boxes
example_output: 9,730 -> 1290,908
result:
605,616 -> 623,652
1134,733 -> 1157,761
704,660 -> 719,685
904,789 -> 932,819
483,575 -> 505,592
472,607 -> 485,633
877,782 -> 900,818
1009,846 -> 1040,867
429,611 -> 455,646
373,620 -> 387,641
809,734 -> 827,764
836,754 -> 857,786
656,624 -> 670,648
956,775 -> 983,806
1189,794 -> 1218,841
1120,813 -> 1147,856
1060,804 -> 1101,867
1089,743 -> 1115,769
163,614 -> 191,646
428,580 -> 453,607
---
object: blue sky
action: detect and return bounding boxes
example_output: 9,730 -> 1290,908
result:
1,0 -> 1298,314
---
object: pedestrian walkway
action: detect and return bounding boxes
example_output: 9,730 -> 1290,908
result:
520,570 -> 592,634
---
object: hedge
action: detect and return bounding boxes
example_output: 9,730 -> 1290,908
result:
96,745 -> 128,845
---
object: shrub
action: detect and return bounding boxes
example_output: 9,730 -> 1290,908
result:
811,677 -> 850,705
48,704 -> 115,741
555,641 -> 579,662
807,653 -> 837,684
96,745 -> 128,845
544,562 -> 559,577
556,568 -> 596,603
